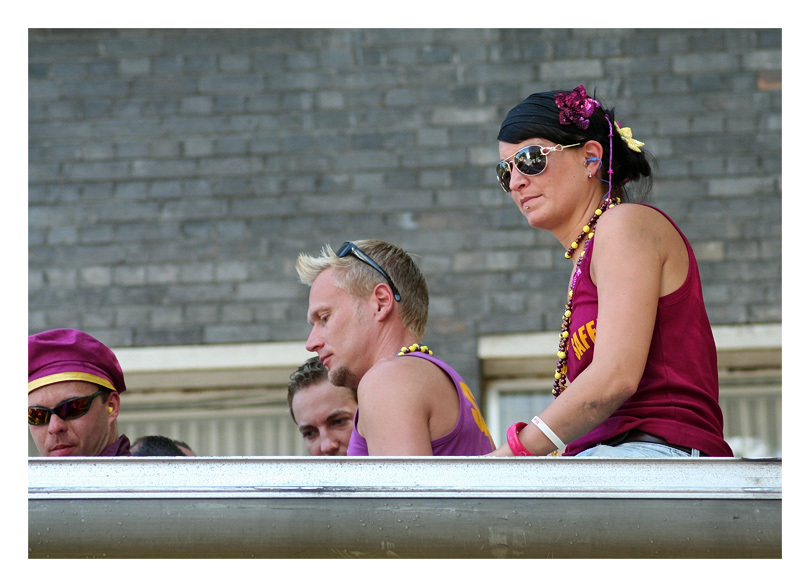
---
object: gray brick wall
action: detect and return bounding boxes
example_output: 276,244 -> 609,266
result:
28,28 -> 782,398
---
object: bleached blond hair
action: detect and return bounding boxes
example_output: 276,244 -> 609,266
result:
296,239 -> 428,341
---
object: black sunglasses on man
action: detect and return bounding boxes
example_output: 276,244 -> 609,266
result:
28,388 -> 109,426
336,241 -> 402,302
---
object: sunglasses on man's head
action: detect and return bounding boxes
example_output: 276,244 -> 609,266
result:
496,143 -> 581,193
336,241 -> 401,302
28,388 -> 108,426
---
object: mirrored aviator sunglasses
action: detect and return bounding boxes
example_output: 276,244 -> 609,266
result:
28,388 -> 107,426
496,143 -> 581,193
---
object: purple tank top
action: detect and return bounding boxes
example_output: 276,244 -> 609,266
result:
347,352 -> 495,456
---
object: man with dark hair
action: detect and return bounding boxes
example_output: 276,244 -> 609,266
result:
131,435 -> 187,456
173,439 -> 196,456
28,329 -> 131,457
288,356 -> 357,456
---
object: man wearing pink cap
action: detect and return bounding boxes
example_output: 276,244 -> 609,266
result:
28,329 -> 131,457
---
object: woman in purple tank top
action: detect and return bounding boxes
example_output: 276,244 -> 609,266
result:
490,85 -> 731,458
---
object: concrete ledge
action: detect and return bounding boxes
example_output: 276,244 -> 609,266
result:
478,323 -> 782,359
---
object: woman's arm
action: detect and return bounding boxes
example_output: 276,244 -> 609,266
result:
499,204 -> 680,456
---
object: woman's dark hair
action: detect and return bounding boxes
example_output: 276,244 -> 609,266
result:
498,88 -> 653,201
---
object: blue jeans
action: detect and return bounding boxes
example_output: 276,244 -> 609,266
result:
576,441 -> 701,457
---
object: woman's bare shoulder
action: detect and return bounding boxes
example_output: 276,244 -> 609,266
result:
596,203 -> 679,243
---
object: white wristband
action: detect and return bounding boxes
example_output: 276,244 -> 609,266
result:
531,416 -> 566,451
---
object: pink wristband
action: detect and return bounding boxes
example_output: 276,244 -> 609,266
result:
506,422 -> 533,456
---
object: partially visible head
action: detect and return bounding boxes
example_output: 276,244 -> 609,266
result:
174,440 -> 196,456
296,239 -> 429,341
28,329 -> 126,457
498,85 -> 652,200
288,356 -> 358,456
131,435 -> 185,457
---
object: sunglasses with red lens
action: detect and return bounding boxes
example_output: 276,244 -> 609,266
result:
496,143 -> 581,192
28,388 -> 108,426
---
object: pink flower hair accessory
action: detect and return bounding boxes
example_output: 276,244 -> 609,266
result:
554,85 -> 600,130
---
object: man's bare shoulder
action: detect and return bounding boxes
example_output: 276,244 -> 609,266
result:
358,353 -> 459,446
365,354 -> 440,383
359,354 -> 450,400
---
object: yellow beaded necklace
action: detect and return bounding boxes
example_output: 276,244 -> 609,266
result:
398,343 -> 433,356
552,108 -> 629,398
552,195 -> 620,397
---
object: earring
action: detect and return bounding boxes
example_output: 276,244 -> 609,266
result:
586,156 -> 599,179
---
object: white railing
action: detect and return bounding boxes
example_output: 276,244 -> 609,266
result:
29,456 -> 781,558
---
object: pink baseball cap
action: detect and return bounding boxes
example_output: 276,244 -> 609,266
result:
28,329 -> 126,394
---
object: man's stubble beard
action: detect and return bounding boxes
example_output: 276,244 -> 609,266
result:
328,365 -> 359,392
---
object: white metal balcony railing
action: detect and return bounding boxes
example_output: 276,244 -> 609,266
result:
28,456 -> 781,559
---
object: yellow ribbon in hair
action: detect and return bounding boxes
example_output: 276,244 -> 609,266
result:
614,122 -> 645,153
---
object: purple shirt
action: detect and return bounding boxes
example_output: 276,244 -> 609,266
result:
100,434 -> 132,456
347,352 -> 495,456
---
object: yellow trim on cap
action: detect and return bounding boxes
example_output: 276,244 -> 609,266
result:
28,372 -> 114,394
